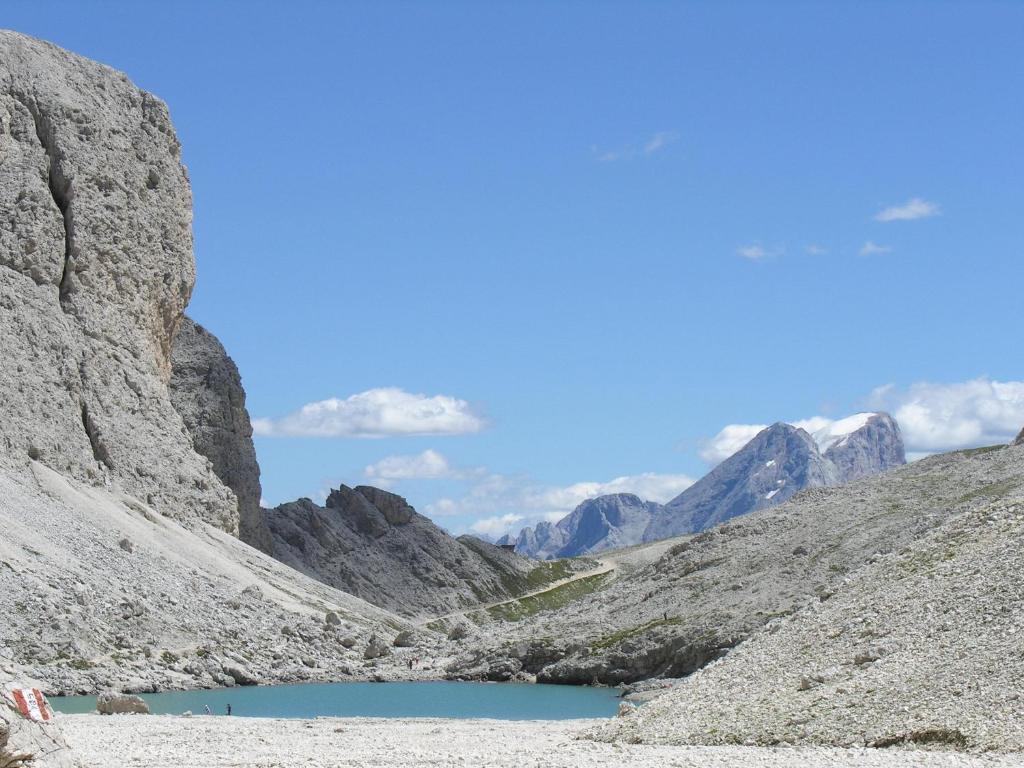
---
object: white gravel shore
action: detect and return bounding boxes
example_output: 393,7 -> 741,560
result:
59,715 -> 1023,768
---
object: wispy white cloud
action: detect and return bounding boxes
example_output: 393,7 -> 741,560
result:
874,197 -> 941,222
470,514 -> 526,537
859,241 -> 892,256
737,244 -> 768,261
593,131 -> 678,162
643,131 -> 678,155
252,388 -> 485,438
805,244 -> 827,256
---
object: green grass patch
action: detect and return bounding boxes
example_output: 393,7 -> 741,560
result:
486,571 -> 612,622
590,616 -> 684,651
954,444 -> 1006,458
957,478 -> 1020,505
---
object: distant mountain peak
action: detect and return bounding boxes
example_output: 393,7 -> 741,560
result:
514,412 -> 906,559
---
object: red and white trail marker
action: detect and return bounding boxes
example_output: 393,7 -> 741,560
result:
9,688 -> 53,723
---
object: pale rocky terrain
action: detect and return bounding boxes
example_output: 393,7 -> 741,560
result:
59,715 -> 1024,768
594,480 -> 1024,751
0,453 -> 424,699
449,444 -> 1024,686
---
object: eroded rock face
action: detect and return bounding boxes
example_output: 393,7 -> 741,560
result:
265,485 -> 547,617
822,412 -> 906,482
170,317 -> 270,550
0,30 -> 237,531
1015,426 -> 1024,446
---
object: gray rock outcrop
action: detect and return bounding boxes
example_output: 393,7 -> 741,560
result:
519,494 -> 660,560
265,485 -> 561,618
96,692 -> 149,715
821,412 -> 905,482
169,317 -> 270,550
0,30 -> 237,532
1015,426 -> 1024,446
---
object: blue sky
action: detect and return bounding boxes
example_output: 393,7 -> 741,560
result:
8,1 -> 1022,536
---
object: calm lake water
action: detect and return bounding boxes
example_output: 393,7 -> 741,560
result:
50,681 -> 620,720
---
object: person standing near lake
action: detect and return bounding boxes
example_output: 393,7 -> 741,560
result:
226,703 -> 232,716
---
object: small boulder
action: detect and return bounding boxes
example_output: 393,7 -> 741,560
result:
325,611 -> 342,626
363,635 -> 390,660
119,538 -> 134,553
392,630 -> 416,648
447,624 -> 470,641
339,637 -> 357,649
222,664 -> 258,686
96,692 -> 150,715
853,646 -> 885,666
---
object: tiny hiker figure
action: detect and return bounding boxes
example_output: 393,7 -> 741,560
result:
226,703 -> 232,716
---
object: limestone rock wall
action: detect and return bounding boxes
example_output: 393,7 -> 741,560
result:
0,30 -> 237,532
170,317 -> 271,550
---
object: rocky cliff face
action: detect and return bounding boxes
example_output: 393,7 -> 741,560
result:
1015,426 -> 1024,446
265,485 -> 552,618
169,317 -> 270,551
646,423 -> 839,541
820,412 -> 906,482
0,30 -> 237,532
518,494 -> 660,559
514,520 -> 567,559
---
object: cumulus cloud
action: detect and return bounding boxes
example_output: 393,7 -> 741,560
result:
364,449 -> 457,483
701,377 -> 1024,466
859,241 -> 892,256
874,197 -> 941,222
868,378 -> 1024,456
470,514 -> 525,537
252,388 -> 485,438
699,424 -> 768,464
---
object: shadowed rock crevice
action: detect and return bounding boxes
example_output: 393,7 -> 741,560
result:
79,401 -> 111,469
13,91 -> 75,306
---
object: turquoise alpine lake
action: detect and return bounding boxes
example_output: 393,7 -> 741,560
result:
49,681 -> 621,720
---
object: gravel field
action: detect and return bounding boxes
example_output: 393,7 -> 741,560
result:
59,715 -> 1024,768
